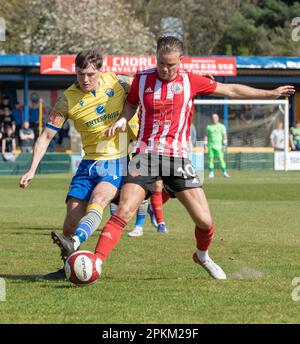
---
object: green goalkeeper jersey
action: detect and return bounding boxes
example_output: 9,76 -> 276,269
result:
290,126 -> 300,143
205,123 -> 226,150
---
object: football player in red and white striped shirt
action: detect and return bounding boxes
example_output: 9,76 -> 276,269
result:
95,36 -> 295,280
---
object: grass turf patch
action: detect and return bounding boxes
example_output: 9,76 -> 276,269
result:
0,171 -> 300,323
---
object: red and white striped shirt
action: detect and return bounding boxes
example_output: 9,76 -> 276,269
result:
127,67 -> 217,158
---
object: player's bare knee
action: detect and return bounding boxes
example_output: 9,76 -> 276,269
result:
115,202 -> 134,221
89,194 -> 110,209
195,216 -> 212,230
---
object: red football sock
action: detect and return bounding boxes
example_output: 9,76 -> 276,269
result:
95,215 -> 127,262
162,188 -> 170,204
194,224 -> 214,251
151,191 -> 164,224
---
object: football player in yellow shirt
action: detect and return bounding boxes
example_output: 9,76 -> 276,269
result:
19,49 -> 137,279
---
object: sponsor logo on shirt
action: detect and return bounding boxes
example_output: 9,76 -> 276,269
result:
86,111 -> 119,127
171,82 -> 183,95
96,105 -> 105,115
105,88 -> 114,97
145,87 -> 153,93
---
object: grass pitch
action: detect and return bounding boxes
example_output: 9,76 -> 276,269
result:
0,171 -> 300,324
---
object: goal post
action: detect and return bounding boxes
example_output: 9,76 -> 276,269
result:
193,98 -> 290,171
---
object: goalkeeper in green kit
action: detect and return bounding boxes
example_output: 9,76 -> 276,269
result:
204,113 -> 230,178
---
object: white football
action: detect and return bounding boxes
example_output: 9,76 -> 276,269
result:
64,250 -> 102,286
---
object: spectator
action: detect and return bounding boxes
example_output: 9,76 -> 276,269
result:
19,121 -> 34,152
0,96 -> 12,114
12,102 -> 23,142
289,121 -> 300,151
2,126 -> 17,161
29,101 -> 39,139
1,107 -> 15,133
0,109 -> 4,128
270,121 -> 285,151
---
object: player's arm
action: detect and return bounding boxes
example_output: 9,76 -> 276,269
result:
212,83 -> 295,99
222,126 -> 228,146
106,100 -> 139,137
19,127 -> 58,188
203,123 -> 209,148
204,134 -> 208,148
19,95 -> 68,188
222,128 -> 228,152
223,132 -> 228,147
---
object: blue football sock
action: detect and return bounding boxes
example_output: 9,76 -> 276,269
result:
75,203 -> 103,244
134,200 -> 148,228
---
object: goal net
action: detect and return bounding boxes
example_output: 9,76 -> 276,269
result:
193,99 -> 290,171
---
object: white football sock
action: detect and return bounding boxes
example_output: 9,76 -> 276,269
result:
73,236 -> 81,250
196,249 -> 209,262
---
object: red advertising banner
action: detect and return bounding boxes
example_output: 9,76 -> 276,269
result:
40,55 -> 236,76
181,57 -> 236,76
40,55 -> 76,74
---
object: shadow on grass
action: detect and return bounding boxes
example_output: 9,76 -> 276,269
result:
4,233 -> 53,237
1,272 -> 70,284
103,275 -> 199,281
0,275 -> 91,289
53,285 -> 78,289
0,274 -> 48,282
2,227 -> 54,234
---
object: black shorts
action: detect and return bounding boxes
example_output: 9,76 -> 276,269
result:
122,153 -> 202,198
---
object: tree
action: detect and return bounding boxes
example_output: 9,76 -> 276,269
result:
0,0 -> 43,54
0,0 -> 156,55
127,0 -> 300,56
1,0 -> 300,56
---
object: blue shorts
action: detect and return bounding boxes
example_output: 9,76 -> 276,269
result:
66,157 -> 128,202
